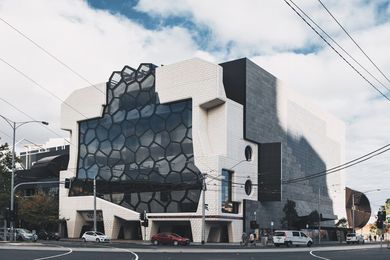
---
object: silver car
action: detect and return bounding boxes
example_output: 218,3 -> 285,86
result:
15,228 -> 38,242
81,231 -> 110,243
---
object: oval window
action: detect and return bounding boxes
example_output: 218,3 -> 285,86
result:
245,179 -> 252,195
245,145 -> 252,161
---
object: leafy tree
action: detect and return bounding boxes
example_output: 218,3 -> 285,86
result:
0,143 -> 13,212
281,199 -> 299,229
16,190 -> 59,231
336,218 -> 348,228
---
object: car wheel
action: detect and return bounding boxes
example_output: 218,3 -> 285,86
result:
153,240 -> 158,245
286,241 -> 292,247
82,238 -> 86,242
96,238 -> 100,243
173,241 -> 178,246
307,241 -> 312,247
347,242 -> 350,245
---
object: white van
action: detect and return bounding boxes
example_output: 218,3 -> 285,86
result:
273,230 -> 313,247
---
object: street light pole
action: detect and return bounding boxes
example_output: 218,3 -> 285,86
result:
352,194 -> 355,234
317,187 -> 322,245
93,176 -> 97,232
201,173 -> 206,245
0,115 -> 48,241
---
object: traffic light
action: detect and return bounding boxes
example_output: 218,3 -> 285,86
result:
381,210 -> 387,222
376,218 -> 383,229
64,178 -> 71,189
142,219 -> 149,227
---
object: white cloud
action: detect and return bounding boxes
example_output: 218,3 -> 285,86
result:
0,0 -> 200,145
0,0 -> 389,206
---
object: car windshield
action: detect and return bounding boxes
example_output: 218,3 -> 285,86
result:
347,233 -> 356,237
95,232 -> 104,235
170,233 -> 182,238
274,232 -> 285,236
18,229 -> 31,234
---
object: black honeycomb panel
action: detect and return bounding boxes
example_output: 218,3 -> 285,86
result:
72,63 -> 202,213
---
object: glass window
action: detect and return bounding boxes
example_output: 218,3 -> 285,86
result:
221,169 -> 233,213
75,63 -> 202,213
293,232 -> 300,237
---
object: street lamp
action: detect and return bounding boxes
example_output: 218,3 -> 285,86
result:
0,115 -> 48,241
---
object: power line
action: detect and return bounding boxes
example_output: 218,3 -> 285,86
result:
317,0 -> 390,86
0,16 -> 105,96
0,96 -> 71,145
283,0 -> 390,103
283,144 -> 390,184
0,56 -> 89,119
288,0 -> 390,93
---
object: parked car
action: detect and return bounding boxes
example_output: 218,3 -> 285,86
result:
15,228 -> 38,242
151,233 -> 190,246
0,228 -> 10,240
346,233 -> 364,244
38,230 -> 60,241
81,231 -> 110,243
273,230 -> 313,247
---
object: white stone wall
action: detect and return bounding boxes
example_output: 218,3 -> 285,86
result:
156,58 -> 258,242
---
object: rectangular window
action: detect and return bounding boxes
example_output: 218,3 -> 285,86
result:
221,169 -> 233,213
258,142 -> 282,201
293,232 -> 300,237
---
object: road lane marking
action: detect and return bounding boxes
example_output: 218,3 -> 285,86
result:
32,246 -> 73,260
310,250 -> 330,260
97,244 -> 139,260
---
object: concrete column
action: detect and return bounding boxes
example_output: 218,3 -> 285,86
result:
103,214 -> 120,239
191,219 -> 211,242
229,220 -> 242,243
67,212 -> 85,238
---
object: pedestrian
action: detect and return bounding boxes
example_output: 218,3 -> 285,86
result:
249,233 -> 256,247
241,232 -> 248,247
369,234 -> 372,242
374,235 -> 377,241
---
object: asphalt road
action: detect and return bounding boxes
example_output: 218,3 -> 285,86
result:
0,241 -> 389,260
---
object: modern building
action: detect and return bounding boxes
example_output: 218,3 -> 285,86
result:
59,58 -> 346,242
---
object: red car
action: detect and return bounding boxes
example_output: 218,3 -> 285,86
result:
151,233 -> 190,246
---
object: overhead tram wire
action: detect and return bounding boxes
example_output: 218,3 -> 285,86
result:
288,0 -> 390,93
205,142 -> 390,186
0,96 -> 72,145
0,16 -> 105,96
283,144 -> 390,184
283,0 -> 390,103
317,0 -> 390,86
0,56 -> 89,119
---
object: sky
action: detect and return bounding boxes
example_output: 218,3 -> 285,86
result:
0,0 -> 389,216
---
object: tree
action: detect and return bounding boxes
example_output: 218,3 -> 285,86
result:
16,190 -> 59,231
336,218 -> 348,228
281,199 -> 299,229
0,143 -> 13,212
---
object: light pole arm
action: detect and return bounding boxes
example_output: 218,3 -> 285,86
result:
13,180 -> 62,193
0,115 -> 14,128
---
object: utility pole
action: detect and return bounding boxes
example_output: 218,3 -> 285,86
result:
318,187 -> 321,245
201,173 -> 207,244
93,176 -> 97,232
10,122 -> 16,242
352,194 -> 355,234
0,115 -> 48,241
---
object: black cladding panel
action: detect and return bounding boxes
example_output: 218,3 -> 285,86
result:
219,58 -> 247,105
258,142 -> 281,201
